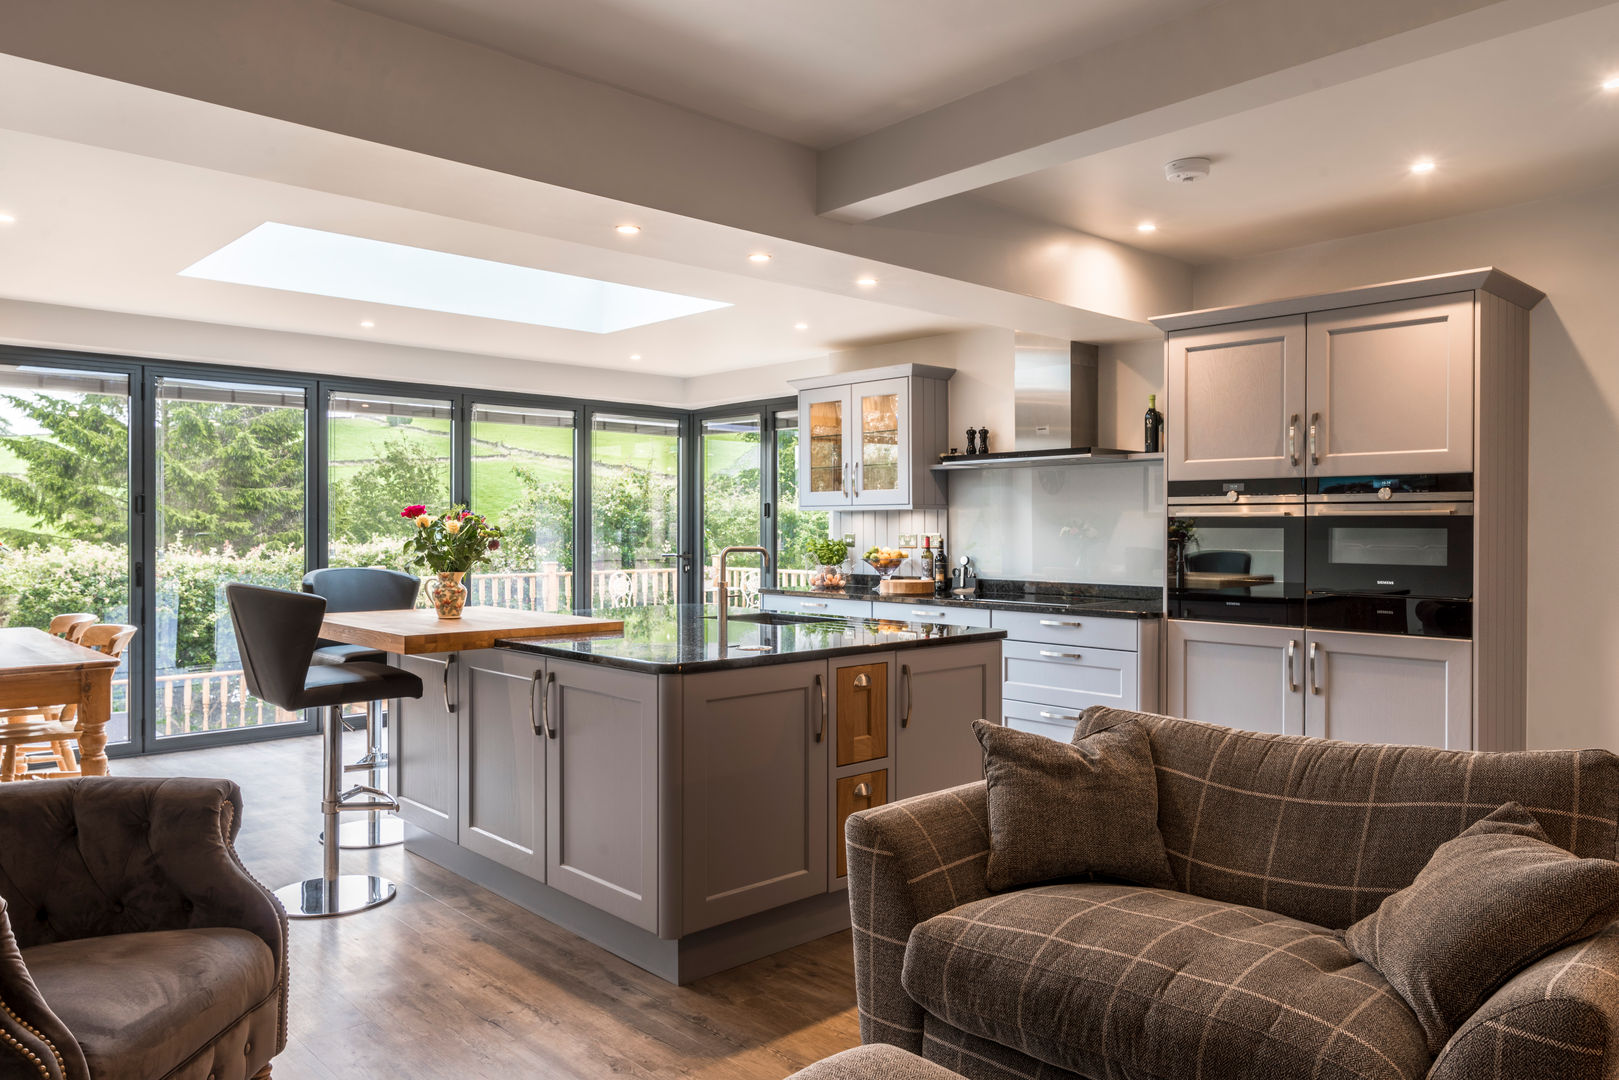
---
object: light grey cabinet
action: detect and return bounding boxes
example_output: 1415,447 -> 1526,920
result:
1166,315 -> 1306,483
1304,629 -> 1472,749
896,641 -> 1001,800
545,659 -> 660,932
391,652 -> 459,841
1304,293 -> 1474,477
680,661 -> 829,934
790,363 -> 952,511
1000,639 -> 1139,716
457,649 -> 547,877
1166,620 -> 1304,736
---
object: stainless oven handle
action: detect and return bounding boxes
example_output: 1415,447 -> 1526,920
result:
1287,414 -> 1300,467
1286,639 -> 1298,694
1169,508 -> 1299,518
1310,506 -> 1462,516
1309,641 -> 1322,695
1308,412 -> 1320,466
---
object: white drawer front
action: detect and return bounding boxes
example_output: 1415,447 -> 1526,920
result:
990,609 -> 1140,651
761,594 -> 873,618
870,600 -> 993,628
1001,640 -> 1139,713
1003,698 -> 1085,742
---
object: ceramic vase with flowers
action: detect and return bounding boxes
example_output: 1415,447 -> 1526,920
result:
400,504 -> 505,619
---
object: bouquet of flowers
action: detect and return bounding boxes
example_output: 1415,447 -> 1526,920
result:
399,504 -> 504,574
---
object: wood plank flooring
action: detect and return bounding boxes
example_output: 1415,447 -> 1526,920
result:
117,732 -> 860,1080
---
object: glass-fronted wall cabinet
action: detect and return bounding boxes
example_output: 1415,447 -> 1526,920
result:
790,364 -> 952,511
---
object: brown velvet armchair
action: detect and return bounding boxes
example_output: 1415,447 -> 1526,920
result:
0,778 -> 287,1080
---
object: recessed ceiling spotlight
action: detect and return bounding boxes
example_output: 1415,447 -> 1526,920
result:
1603,76 -> 1619,91
615,224 -> 641,235
794,322 -> 809,331
359,320 -> 375,328
1137,222 -> 1158,234
748,252 -> 772,263
0,213 -> 15,225
629,353 -> 642,361
1410,159 -> 1437,175
856,276 -> 878,288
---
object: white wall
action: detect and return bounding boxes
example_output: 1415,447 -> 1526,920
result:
1192,180 -> 1619,752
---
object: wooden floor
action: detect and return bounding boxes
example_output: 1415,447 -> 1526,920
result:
118,731 -> 860,1080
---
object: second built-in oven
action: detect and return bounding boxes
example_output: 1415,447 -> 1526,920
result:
1167,500 -> 1305,625
1305,501 -> 1473,599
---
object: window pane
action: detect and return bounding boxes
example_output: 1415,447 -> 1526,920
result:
0,364 -> 135,748
590,413 -> 680,608
471,403 -> 575,612
701,414 -> 761,610
775,410 -> 829,589
327,391 -> 453,577
154,377 -> 307,740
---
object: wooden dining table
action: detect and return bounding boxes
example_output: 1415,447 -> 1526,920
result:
0,627 -> 122,776
317,606 -> 626,656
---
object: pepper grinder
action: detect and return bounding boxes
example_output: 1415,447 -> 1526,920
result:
964,427 -> 979,455
977,426 -> 990,455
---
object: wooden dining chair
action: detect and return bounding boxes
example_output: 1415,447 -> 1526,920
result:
49,612 -> 98,642
1,623 -> 136,780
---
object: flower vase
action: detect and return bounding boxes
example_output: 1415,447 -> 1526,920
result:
429,571 -> 467,619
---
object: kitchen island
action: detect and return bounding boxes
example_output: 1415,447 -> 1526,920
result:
388,604 -> 1003,983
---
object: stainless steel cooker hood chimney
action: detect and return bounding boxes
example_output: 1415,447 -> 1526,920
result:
935,333 -> 1132,470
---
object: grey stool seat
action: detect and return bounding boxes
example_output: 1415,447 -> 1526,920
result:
309,642 -> 387,666
226,582 -> 423,918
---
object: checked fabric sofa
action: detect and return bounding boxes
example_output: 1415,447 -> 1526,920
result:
0,778 -> 286,1080
846,707 -> 1619,1080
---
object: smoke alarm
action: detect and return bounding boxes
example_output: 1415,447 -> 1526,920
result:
1164,157 -> 1212,183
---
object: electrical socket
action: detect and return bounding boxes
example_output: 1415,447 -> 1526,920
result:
899,533 -> 917,548
842,533 -> 855,547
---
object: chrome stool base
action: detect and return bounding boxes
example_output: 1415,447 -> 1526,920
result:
319,814 -> 406,849
276,875 -> 397,919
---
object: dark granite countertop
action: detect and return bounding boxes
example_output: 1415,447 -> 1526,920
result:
760,584 -> 1163,620
494,603 -> 1006,674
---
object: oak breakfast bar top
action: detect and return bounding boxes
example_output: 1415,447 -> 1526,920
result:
318,606 -> 625,655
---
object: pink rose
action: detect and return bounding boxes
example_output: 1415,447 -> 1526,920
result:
401,504 -> 427,518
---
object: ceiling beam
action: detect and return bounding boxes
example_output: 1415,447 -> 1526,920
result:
817,0 -> 1617,222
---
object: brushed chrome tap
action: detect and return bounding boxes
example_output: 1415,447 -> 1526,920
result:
714,545 -> 771,644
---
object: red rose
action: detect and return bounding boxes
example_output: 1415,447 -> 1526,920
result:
488,539 -> 500,551
460,509 -> 472,519
401,504 -> 427,518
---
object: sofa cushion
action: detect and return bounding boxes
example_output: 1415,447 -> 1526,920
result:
975,719 -> 1173,892
23,927 -> 276,1080
1344,802 -> 1619,1054
902,883 -> 1431,1080
1075,707 -> 1619,929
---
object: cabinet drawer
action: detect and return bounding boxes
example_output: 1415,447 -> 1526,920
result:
991,608 -> 1139,650
1001,640 -> 1139,713
1002,697 -> 1086,742
870,600 -> 992,627
762,593 -> 873,618
835,769 -> 888,879
835,662 -> 889,766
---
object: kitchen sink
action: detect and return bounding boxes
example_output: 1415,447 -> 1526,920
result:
705,611 -> 835,626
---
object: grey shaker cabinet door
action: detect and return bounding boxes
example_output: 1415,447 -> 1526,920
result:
545,658 -> 660,932
1166,620 -> 1305,737
1303,629 -> 1472,749
895,641 -> 1001,800
1166,315 -> 1307,483
680,661 -> 829,935
1304,293 -> 1474,477
458,649 -> 546,878
391,652 -> 460,841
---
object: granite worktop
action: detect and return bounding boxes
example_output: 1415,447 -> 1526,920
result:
760,582 -> 1163,620
494,603 -> 1006,674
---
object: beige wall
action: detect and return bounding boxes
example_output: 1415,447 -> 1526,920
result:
1192,180 -> 1619,752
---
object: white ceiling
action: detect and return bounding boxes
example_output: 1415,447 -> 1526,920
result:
971,4 -> 1619,264
332,0 -> 1214,148
0,129 -> 977,377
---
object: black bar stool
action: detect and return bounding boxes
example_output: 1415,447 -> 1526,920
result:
226,582 -> 423,918
303,567 -> 421,849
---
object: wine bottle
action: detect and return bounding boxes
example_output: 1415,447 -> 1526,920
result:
920,535 -> 933,581
1144,395 -> 1163,453
934,536 -> 949,595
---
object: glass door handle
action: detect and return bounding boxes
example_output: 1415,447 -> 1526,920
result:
659,552 -> 692,573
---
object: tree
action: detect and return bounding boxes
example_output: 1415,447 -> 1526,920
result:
330,435 -> 451,544
156,401 -> 304,550
0,392 -> 129,544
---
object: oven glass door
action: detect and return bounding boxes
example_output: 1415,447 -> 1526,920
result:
1168,506 -> 1305,625
1305,504 -> 1473,598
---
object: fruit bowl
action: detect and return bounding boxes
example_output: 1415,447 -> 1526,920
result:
864,548 -> 906,579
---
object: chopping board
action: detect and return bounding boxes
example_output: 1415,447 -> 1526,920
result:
878,578 -> 938,596
1183,571 -> 1276,588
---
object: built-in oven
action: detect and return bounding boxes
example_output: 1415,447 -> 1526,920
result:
1167,499 -> 1305,626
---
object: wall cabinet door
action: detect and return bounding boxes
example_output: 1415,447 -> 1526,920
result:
391,652 -> 460,841
1166,620 -> 1304,736
896,642 -> 1001,800
1304,293 -> 1474,477
851,377 -> 910,507
458,649 -> 546,877
1304,629 -> 1472,749
680,661 -> 829,934
798,385 -> 850,508
1166,315 -> 1307,483
545,659 -> 659,932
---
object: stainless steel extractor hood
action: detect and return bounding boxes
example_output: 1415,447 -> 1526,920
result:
934,334 -> 1132,470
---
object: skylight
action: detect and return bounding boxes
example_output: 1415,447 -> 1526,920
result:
179,222 -> 731,333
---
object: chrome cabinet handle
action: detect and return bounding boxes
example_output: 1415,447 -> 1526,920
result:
900,664 -> 912,728
543,671 -> 558,738
1038,619 -> 1082,628
813,673 -> 825,742
1308,412 -> 1320,466
1309,641 -> 1322,695
1039,710 -> 1084,722
1288,414 -> 1300,466
842,461 -> 850,496
529,669 -> 544,736
442,654 -> 456,715
1039,649 -> 1084,661
853,782 -> 872,799
910,609 -> 946,618
853,460 -> 860,497
853,672 -> 870,689
1286,639 -> 1298,694
800,601 -> 828,609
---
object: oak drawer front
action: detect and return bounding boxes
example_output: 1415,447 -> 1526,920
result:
1003,698 -> 1085,742
836,662 -> 889,766
1001,640 -> 1139,713
761,594 -> 873,618
869,600 -> 992,628
990,609 -> 1139,651
835,769 -> 888,879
